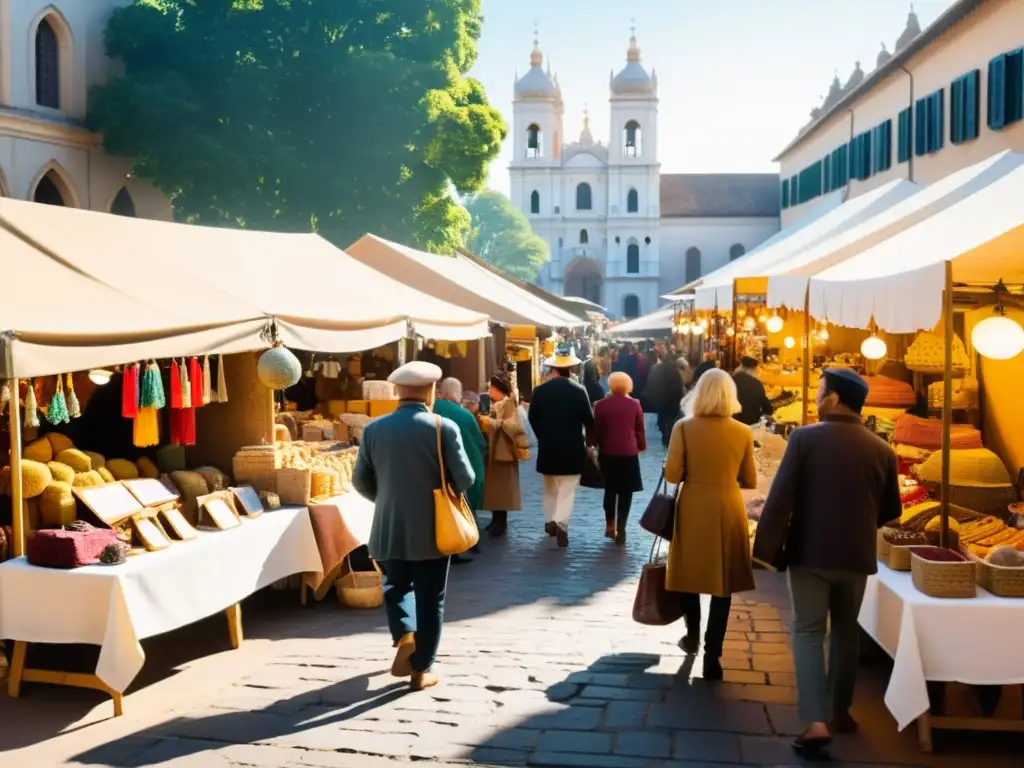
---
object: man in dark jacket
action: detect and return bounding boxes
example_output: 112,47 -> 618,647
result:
691,353 -> 718,386
733,356 -> 774,426
753,368 -> 901,756
528,351 -> 594,548
644,343 -> 684,447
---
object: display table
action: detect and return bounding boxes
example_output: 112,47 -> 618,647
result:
302,491 -> 375,601
0,506 -> 320,716
858,565 -> 1024,750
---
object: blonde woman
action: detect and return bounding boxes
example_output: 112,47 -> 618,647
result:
665,368 -> 757,680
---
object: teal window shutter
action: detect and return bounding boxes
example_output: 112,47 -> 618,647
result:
823,154 -> 832,193
898,108 -> 911,163
914,97 -> 928,155
1007,48 -> 1024,125
989,54 -> 1007,130
950,77 -> 963,144
933,89 -> 945,151
964,70 -> 979,141
781,179 -> 789,209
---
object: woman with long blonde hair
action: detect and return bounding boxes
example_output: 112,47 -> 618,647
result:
665,368 -> 758,680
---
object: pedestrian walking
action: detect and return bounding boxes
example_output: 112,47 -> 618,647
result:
528,350 -> 594,548
434,377 -> 486,564
733,356 -> 774,426
665,369 -> 758,680
590,371 -> 646,545
481,373 -> 523,538
352,361 -> 475,692
753,368 -> 900,757
644,341 -> 684,448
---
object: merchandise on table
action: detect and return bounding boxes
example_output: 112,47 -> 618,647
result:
891,414 -> 983,451
864,375 -> 916,408
904,330 -> 969,374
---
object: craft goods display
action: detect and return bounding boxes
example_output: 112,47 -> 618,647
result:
863,375 -> 917,408
909,545 -> 977,599
892,414 -> 983,451
232,441 -> 358,506
911,448 -> 1018,517
974,545 -> 1024,597
904,330 -> 969,374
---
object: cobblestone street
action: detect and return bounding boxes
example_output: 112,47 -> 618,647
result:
2,417 -> 1019,767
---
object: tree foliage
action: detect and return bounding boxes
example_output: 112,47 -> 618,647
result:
88,0 -> 507,252
463,190 -> 549,282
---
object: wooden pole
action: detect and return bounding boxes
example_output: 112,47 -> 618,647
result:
8,379 -> 25,557
940,260 -> 954,549
801,287 -> 811,426
731,279 -> 739,368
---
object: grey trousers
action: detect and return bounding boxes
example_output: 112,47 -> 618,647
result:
787,567 -> 868,727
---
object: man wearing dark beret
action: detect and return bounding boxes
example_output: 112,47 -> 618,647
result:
753,367 -> 901,758
733,356 -> 774,426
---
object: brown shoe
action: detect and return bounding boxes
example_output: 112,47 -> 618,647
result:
556,528 -> 569,548
604,522 -> 615,539
391,632 -> 415,677
544,521 -> 558,537
410,671 -> 439,691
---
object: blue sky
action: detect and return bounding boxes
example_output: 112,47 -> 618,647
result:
469,0 -> 957,193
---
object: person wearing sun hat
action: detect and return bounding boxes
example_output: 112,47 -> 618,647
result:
353,361 -> 476,692
527,349 -> 594,547
480,372 -> 524,537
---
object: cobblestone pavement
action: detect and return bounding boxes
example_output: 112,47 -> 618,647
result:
7,416 -> 1021,767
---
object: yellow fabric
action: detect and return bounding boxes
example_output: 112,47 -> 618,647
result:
133,408 -> 160,448
432,417 -> 479,555
914,448 -> 1013,487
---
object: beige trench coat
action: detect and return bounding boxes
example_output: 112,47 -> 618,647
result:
664,416 -> 757,597
481,396 -> 522,512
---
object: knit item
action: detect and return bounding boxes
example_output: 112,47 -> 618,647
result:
216,354 -> 228,403
892,414 -> 983,451
202,356 -> 213,405
24,381 -> 39,428
121,364 -> 140,419
905,331 -> 969,373
863,375 -> 916,408
133,407 -> 160,448
914,448 -> 1013,488
46,376 -> 70,426
139,362 -> 166,409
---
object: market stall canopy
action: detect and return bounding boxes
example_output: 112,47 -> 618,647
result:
607,306 -> 676,338
807,159 -> 1024,334
347,235 -> 584,328
694,181 -> 920,310
767,151 -> 1024,310
660,191 -> 846,301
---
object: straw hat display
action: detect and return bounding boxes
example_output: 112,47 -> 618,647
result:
544,350 -> 582,369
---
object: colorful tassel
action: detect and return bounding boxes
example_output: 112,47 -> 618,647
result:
121,363 -> 140,419
47,375 -> 70,425
180,359 -> 192,409
202,356 -> 212,405
133,407 -> 160,448
216,354 -> 228,403
24,380 -> 39,428
189,357 -> 203,407
66,373 -> 81,419
170,359 -> 182,409
139,362 -> 165,409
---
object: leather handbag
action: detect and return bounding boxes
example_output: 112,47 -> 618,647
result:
580,447 -> 604,489
433,416 -> 480,556
639,470 -> 676,540
632,537 -> 684,626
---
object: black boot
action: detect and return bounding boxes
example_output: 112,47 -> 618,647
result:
488,511 -> 508,538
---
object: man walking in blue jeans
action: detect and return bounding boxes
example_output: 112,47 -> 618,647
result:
753,368 -> 900,758
353,361 -> 476,691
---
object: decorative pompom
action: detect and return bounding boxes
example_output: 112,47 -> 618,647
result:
66,373 -> 81,419
99,541 -> 129,565
257,346 -> 302,390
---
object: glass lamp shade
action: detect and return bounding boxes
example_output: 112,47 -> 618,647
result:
818,328 -> 830,341
88,369 -> 113,386
766,315 -> 784,334
726,327 -> 736,337
783,336 -> 796,349
679,322 -> 691,336
972,315 -> 1024,360
743,316 -> 756,331
861,335 -> 887,360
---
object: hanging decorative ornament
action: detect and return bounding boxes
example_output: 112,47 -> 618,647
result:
257,344 -> 302,390
65,373 -> 81,419
783,336 -> 796,349
1,382 -> 10,414
743,316 -> 756,332
726,327 -> 736,337
972,315 -> 1024,360
861,334 -> 888,361
202,356 -> 213,404
216,354 -> 229,403
766,314 -> 784,334
24,380 -> 40,428
758,312 -> 768,324
679,321 -> 691,336
46,375 -> 70,425
818,327 -> 830,341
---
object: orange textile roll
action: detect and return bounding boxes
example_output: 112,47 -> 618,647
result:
863,375 -> 916,408
892,414 -> 983,451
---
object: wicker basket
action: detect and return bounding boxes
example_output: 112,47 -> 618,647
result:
975,558 -> 1024,598
336,560 -> 383,609
233,467 -> 277,494
275,467 -> 311,505
877,527 -> 924,571
910,547 -> 977,599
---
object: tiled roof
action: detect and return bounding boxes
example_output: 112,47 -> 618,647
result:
659,173 -> 780,218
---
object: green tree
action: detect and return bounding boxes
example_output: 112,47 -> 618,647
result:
464,190 -> 548,282
88,0 -> 506,253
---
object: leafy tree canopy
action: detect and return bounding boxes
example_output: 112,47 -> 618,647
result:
88,0 -> 507,252
463,190 -> 548,282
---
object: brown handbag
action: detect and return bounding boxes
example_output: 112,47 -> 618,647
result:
639,422 -> 684,540
632,537 -> 684,626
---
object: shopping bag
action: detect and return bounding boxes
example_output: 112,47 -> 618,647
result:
639,470 -> 676,540
632,538 -> 684,626
433,417 -> 480,556
580,447 -> 604,489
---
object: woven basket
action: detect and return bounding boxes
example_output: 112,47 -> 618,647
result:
878,525 -> 926,571
975,558 -> 1024,598
336,560 -> 383,609
233,467 -> 277,494
275,467 -> 311,505
232,450 -> 281,474
910,548 -> 977,599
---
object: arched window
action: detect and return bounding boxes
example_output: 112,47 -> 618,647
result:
576,182 -> 592,211
530,190 -> 540,214
111,187 -> 136,217
34,172 -> 66,206
729,243 -> 745,261
624,121 -> 642,157
579,229 -> 589,245
526,124 -> 541,158
627,188 -> 639,213
685,247 -> 702,283
35,18 -> 60,109
626,243 -> 640,274
557,237 -> 563,248
623,294 -> 640,319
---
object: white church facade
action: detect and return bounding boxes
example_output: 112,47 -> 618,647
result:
509,34 -> 782,319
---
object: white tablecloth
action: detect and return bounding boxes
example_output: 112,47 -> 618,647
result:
858,566 -> 1024,731
0,506 -> 320,693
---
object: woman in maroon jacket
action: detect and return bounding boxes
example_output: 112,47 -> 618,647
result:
590,372 -> 647,544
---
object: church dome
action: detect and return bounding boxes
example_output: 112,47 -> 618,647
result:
514,39 -> 557,100
611,33 -> 654,96
877,43 -> 893,69
895,5 -> 922,52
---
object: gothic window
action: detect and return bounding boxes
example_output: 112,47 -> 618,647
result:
530,190 -> 540,214
624,121 -> 642,157
36,18 -> 60,109
576,182 -> 592,210
526,124 -> 541,158
685,247 -> 702,283
626,242 -> 640,274
111,187 -> 136,217
627,188 -> 639,213
34,172 -> 66,206
729,243 -> 745,261
579,229 -> 589,245
623,294 -> 640,319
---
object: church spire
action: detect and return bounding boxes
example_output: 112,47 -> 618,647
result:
579,104 -> 594,145
627,19 -> 641,63
896,3 -> 921,51
530,24 -> 543,67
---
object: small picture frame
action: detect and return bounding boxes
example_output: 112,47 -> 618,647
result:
161,506 -> 197,541
231,486 -> 264,518
134,516 -> 172,551
201,497 -> 241,531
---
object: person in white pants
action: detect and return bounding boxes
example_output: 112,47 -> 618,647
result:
528,350 -> 594,548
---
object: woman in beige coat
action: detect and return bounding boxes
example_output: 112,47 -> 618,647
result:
481,374 -> 523,537
665,368 -> 757,680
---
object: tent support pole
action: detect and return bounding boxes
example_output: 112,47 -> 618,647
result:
940,260 -> 954,549
802,288 -> 811,427
731,280 -> 739,368
8,378 -> 25,557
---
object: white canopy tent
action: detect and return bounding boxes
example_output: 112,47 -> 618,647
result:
347,235 -> 583,328
607,306 -> 677,338
807,159 -> 1024,334
767,151 -> 1024,310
